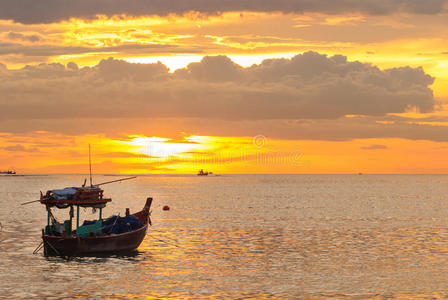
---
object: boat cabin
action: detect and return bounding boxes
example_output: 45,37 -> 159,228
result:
40,186 -> 111,238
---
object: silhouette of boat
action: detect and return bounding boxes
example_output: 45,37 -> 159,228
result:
0,170 -> 16,175
197,169 -> 209,176
32,146 -> 153,256
39,181 -> 152,256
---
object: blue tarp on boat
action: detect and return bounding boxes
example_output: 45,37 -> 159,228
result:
82,215 -> 143,235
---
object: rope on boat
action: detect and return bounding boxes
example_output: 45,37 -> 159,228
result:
48,209 -> 59,224
33,241 -> 44,254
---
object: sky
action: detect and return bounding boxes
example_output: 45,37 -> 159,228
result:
1,0 -> 448,174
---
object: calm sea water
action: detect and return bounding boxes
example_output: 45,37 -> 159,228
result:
1,174 -> 448,299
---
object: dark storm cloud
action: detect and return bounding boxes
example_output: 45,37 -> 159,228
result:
0,0 -> 447,24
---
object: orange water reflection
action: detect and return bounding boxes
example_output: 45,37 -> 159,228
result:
3,175 -> 448,298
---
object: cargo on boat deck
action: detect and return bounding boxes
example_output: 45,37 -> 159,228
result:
81,215 -> 143,235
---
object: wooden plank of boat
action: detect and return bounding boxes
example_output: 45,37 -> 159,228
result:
41,198 -> 112,206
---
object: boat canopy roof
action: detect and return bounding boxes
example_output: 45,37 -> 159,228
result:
40,186 -> 111,208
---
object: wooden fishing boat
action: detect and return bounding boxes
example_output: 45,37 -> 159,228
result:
0,170 -> 16,175
38,180 -> 152,256
197,169 -> 209,176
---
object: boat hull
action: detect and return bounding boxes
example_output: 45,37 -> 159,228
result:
43,223 -> 148,256
42,197 -> 152,256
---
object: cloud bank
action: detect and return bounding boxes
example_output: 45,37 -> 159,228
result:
1,0 -> 447,24
0,52 -> 435,125
0,51 -> 442,142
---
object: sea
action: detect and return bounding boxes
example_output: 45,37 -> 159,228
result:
1,174 -> 448,299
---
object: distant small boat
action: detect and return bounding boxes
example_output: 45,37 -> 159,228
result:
0,170 -> 16,175
197,169 -> 209,176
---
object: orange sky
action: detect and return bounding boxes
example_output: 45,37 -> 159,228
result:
1,3 -> 448,174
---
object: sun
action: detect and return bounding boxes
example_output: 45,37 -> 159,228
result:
122,135 -> 207,159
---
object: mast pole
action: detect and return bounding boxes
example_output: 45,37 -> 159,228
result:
76,205 -> 80,232
89,144 -> 93,187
